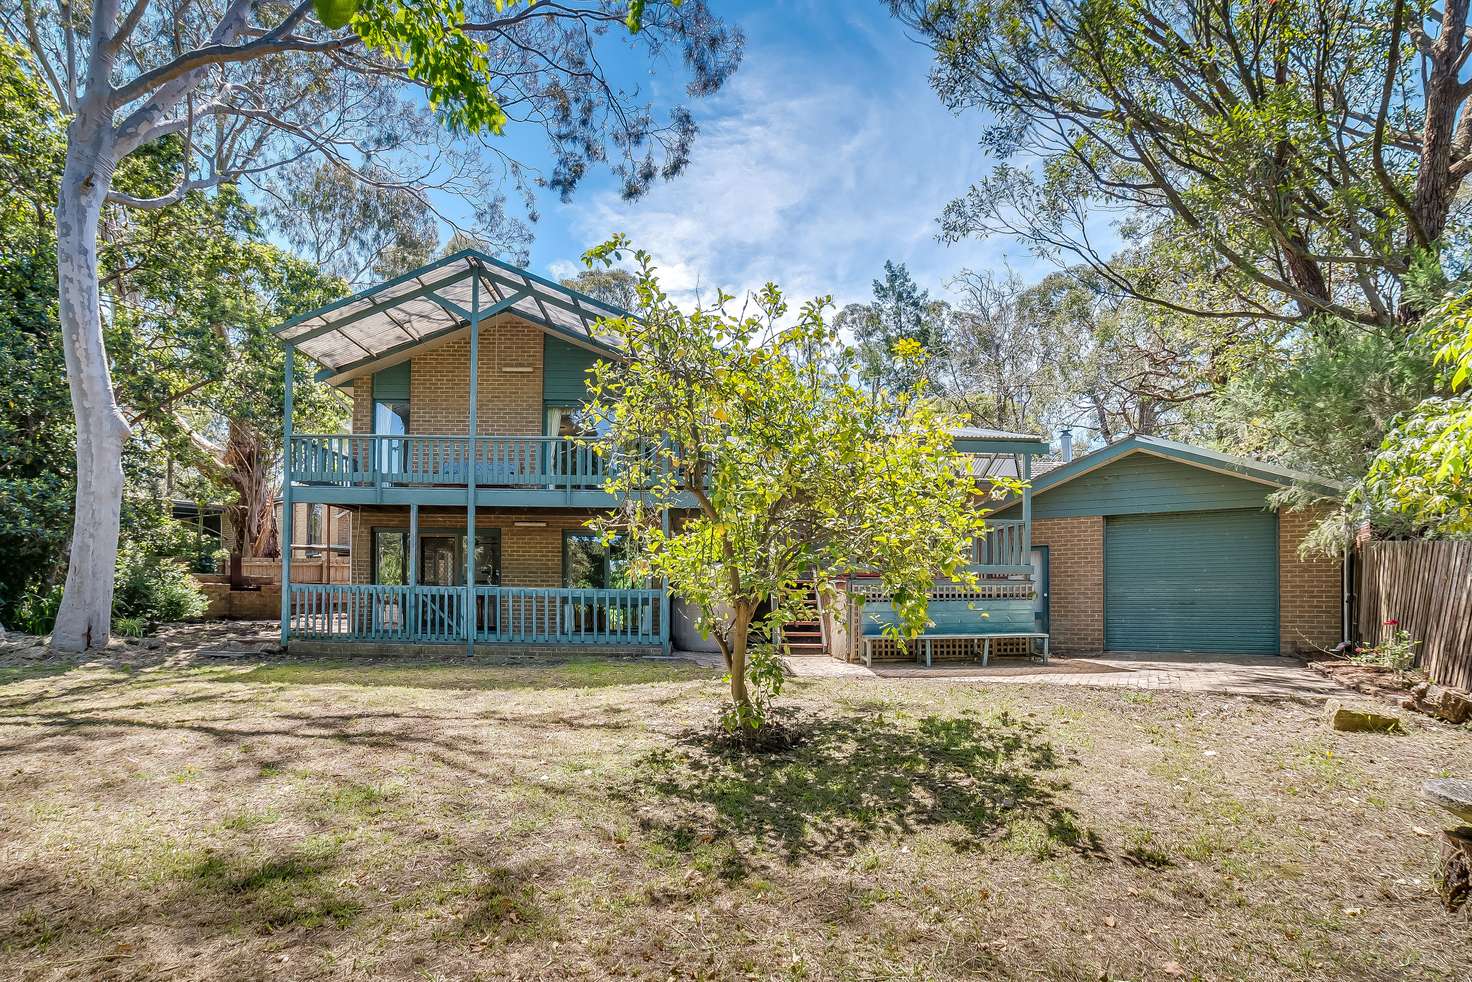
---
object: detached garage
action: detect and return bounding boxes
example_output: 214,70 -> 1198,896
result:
992,436 -> 1344,657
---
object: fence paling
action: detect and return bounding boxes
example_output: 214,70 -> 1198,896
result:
1357,540 -> 1472,691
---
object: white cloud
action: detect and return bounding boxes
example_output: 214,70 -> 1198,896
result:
546,258 -> 582,283
549,40 -> 1039,312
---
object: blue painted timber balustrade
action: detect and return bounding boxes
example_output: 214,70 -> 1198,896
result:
287,583 -> 664,646
288,434 -> 669,491
974,519 -> 1028,567
850,575 -> 1037,639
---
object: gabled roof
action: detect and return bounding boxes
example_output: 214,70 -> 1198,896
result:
272,250 -> 632,384
994,434 -> 1342,511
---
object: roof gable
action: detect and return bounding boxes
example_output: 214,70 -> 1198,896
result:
272,250 -> 631,384
994,435 -> 1340,516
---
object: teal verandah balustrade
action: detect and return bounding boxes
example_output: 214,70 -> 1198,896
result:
287,434 -> 666,490
287,584 -> 663,645
974,519 -> 1028,566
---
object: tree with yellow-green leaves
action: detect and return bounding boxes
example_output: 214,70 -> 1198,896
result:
580,236 -> 1010,735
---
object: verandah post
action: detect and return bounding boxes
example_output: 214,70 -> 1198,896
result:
279,343 -> 295,646
1021,451 -> 1033,563
660,506 -> 672,656
409,501 -> 419,639
465,271 -> 480,656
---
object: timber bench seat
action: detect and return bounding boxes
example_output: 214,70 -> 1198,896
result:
860,631 -> 1050,668
858,592 -> 1048,668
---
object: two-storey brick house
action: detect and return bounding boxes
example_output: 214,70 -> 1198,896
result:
272,249 -> 1345,661
271,249 -> 1054,657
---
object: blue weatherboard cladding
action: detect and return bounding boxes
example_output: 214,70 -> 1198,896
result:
372,362 -> 411,401
543,336 -> 603,405
1104,509 -> 1279,653
1027,452 -> 1274,518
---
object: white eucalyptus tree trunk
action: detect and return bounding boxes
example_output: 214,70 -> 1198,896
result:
51,101 -> 130,653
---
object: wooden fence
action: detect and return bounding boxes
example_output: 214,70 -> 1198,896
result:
242,556 -> 351,584
1357,540 -> 1472,690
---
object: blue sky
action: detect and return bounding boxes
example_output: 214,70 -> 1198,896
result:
472,1 -> 1063,309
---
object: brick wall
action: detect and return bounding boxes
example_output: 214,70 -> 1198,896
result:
1279,507 -> 1343,655
195,578 -> 281,620
351,377 -> 373,432
1032,508 -> 1341,657
349,315 -> 544,436
1030,515 -> 1105,655
348,507 -> 607,587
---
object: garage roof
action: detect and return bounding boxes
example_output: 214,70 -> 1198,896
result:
992,434 -> 1342,512
272,250 -> 631,384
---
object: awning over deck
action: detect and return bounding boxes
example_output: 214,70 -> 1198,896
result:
272,249 -> 632,385
948,427 -> 1050,479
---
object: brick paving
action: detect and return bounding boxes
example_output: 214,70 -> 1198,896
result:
777,650 -> 1348,699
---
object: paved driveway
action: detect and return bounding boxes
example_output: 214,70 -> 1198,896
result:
778,650 -> 1347,699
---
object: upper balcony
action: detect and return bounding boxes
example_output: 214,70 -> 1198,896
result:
287,432 -> 646,506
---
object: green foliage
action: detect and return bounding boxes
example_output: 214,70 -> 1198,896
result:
315,0 -> 360,30
837,261 -> 945,394
1361,289 -> 1472,535
1227,322 -> 1439,484
11,584 -> 64,636
113,616 -> 148,639
112,545 -> 209,626
559,268 -> 639,312
1351,629 -> 1420,675
581,236 -> 1005,731
0,41 -> 72,617
354,0 -> 509,135
0,41 -> 352,617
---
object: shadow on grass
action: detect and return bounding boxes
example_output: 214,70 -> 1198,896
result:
220,657 -> 717,693
0,664 -> 76,688
188,846 -> 363,929
621,708 -> 1102,867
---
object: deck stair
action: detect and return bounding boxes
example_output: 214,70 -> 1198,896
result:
780,585 -> 828,655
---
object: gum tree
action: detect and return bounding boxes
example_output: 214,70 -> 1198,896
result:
582,237 -> 1004,733
2,0 -> 741,650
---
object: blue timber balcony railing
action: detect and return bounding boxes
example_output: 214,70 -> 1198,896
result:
286,584 -> 665,646
289,434 -> 617,490
973,519 -> 1030,571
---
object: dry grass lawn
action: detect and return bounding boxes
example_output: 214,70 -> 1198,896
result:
1,650 -> 1470,981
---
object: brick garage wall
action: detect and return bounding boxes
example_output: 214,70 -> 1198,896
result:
1031,516 -> 1104,655
349,315 -> 543,436
349,507 -> 608,586
1032,507 -> 1342,657
1279,507 -> 1343,655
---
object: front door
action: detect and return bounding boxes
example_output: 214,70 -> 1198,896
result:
1030,546 -> 1050,634
418,535 -> 463,638
419,536 -> 460,586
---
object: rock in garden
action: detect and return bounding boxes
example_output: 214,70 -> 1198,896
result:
1435,826 -> 1472,913
1422,780 -> 1472,912
200,643 -> 258,659
1418,685 -> 1472,726
1424,778 -> 1472,824
1327,703 -> 1406,734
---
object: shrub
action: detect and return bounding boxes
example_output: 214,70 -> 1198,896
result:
113,616 -> 148,638
12,583 -> 64,635
1351,627 -> 1420,675
112,546 -> 208,625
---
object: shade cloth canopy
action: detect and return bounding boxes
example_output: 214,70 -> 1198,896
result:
272,249 -> 631,384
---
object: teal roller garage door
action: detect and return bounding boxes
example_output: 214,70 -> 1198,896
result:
1104,509 -> 1279,653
